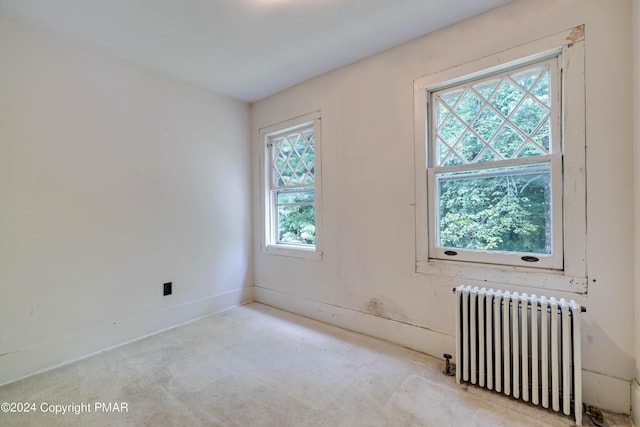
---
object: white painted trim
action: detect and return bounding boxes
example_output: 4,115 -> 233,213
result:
416,259 -> 587,293
560,37 -> 587,281
0,287 -> 254,386
254,285 -> 454,360
414,26 -> 583,90
413,26 -> 587,293
258,111 -> 321,137
581,370 -> 631,415
263,244 -> 323,260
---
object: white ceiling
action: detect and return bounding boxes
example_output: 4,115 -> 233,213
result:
0,0 -> 512,102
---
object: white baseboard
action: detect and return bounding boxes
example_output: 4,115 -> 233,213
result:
255,285 -> 632,416
0,286 -> 254,386
254,285 -> 455,359
632,379 -> 640,426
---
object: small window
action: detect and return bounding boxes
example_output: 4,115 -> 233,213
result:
261,112 -> 322,258
427,58 -> 562,269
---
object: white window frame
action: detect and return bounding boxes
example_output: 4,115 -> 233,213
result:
260,111 -> 323,260
414,27 -> 587,293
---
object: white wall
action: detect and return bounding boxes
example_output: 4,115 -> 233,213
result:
252,0 -> 635,413
633,0 -> 640,423
0,12 -> 253,385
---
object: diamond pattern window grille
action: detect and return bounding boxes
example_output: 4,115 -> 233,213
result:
271,128 -> 315,188
267,125 -> 317,247
433,64 -> 551,167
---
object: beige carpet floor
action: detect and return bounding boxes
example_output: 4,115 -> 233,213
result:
0,303 -> 631,426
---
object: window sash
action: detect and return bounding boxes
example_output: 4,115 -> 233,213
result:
270,126 -> 315,190
272,187 -> 315,246
427,155 -> 563,269
267,136 -> 315,248
428,57 -> 561,168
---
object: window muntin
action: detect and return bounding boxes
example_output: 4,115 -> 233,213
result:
427,58 -> 562,269
434,63 -> 553,166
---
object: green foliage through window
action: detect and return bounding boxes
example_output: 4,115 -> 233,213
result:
437,165 -> 551,253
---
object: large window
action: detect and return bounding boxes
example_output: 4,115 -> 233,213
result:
261,112 -> 322,258
413,27 -> 587,293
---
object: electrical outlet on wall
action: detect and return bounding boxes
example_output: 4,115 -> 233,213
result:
163,282 -> 172,296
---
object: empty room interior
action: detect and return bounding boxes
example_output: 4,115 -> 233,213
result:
1,0 -> 640,425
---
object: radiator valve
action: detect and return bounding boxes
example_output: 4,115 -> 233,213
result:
442,354 -> 455,376
583,404 -> 607,427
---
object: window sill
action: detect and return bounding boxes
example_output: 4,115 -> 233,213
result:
263,244 -> 323,261
416,259 -> 587,294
